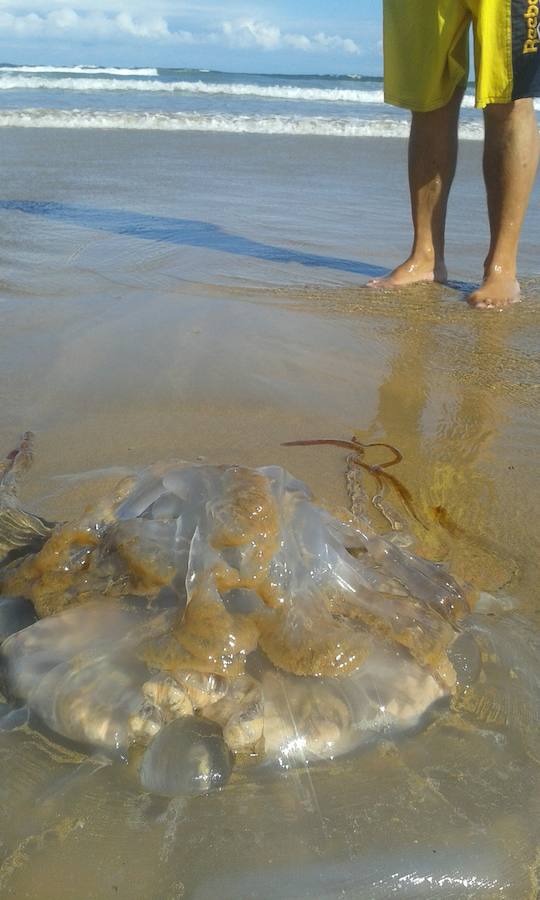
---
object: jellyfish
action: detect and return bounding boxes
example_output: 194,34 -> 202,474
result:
0,434 -> 484,797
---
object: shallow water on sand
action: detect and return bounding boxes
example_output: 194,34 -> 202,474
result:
0,129 -> 539,897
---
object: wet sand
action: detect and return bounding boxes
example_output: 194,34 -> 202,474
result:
0,128 -> 539,897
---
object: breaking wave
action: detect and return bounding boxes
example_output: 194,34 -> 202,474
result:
0,65 -> 158,77
0,107 -> 485,139
0,75 -> 387,102
3,74 -> 537,114
0,75 -> 492,108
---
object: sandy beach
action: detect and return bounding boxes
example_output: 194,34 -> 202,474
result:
1,126 -> 540,897
2,129 -> 539,586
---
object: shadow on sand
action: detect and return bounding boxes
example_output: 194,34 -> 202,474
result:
0,200 -> 388,279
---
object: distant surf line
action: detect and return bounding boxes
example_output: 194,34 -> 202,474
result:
0,65 -> 158,77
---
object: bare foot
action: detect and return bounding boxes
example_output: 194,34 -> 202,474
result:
467,271 -> 521,310
366,256 -> 447,289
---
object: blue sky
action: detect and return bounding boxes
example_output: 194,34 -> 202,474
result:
0,0 -> 383,74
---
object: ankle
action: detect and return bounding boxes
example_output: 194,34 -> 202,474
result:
483,259 -> 517,281
410,241 -> 445,270
411,244 -> 434,262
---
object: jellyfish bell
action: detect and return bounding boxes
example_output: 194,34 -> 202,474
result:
0,441 -> 481,796
0,602 -> 156,752
258,646 -> 450,768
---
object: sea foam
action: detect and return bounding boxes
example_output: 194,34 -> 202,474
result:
0,108 -> 485,139
0,65 -> 158,77
0,75 -> 386,102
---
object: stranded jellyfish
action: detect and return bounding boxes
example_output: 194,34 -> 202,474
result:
0,432 -> 524,798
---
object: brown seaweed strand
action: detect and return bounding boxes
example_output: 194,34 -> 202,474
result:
361,442 -> 403,469
284,436 -> 426,529
283,439 -> 365,453
283,438 -> 403,468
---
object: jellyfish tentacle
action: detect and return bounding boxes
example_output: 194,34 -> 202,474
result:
0,431 -> 35,492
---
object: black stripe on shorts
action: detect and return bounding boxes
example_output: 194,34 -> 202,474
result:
512,0 -> 540,99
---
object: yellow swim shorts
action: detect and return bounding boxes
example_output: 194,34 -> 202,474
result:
383,0 -> 540,111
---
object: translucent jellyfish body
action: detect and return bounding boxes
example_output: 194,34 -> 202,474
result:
0,462 -> 472,794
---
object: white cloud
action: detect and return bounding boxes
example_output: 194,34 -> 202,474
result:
114,12 -> 170,39
0,0 -> 225,14
219,18 -> 360,54
0,8 -> 170,40
0,7 -> 361,54
221,19 -> 281,51
289,31 -> 360,55
0,8 -> 194,41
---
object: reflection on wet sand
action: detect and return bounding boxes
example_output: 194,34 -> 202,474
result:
358,307 -> 519,590
278,279 -> 540,604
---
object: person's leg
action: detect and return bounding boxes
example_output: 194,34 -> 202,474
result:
367,88 -> 464,288
467,98 -> 540,309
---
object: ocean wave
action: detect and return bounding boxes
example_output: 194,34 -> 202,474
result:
0,65 -> 158,77
0,75 -> 506,111
0,108 -> 485,139
0,75 -> 387,102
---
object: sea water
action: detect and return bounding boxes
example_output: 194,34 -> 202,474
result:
3,63 -> 539,138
